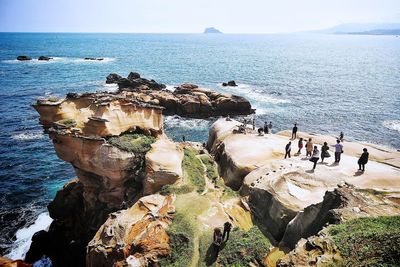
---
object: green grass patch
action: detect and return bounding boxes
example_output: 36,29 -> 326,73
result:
107,133 -> 155,153
329,216 -> 400,267
57,118 -> 76,128
182,148 -> 205,194
199,154 -> 219,183
199,226 -> 271,267
159,183 -> 194,195
159,212 -> 197,267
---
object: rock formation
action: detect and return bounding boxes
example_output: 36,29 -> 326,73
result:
106,72 -> 253,118
16,56 -> 31,61
207,118 -> 400,253
222,80 -> 237,87
204,27 -> 222,34
38,56 -> 52,61
28,91 -> 183,266
87,194 -> 176,267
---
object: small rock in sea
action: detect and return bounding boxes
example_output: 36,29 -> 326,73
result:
84,57 -> 104,61
222,80 -> 237,87
38,56 -> 53,61
16,55 -> 32,61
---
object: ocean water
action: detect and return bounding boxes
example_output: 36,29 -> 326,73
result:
0,33 -> 399,258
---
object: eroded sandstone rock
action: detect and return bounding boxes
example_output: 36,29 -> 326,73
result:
87,194 -> 176,267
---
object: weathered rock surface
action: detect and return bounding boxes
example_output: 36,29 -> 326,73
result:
207,118 -> 400,249
16,56 -> 31,61
33,92 -> 164,136
107,73 -> 253,118
277,232 -> 341,267
87,194 -> 175,267
28,91 -> 182,266
143,138 -> 184,195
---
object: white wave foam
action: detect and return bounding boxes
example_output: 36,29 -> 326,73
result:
6,212 -> 53,260
165,85 -> 176,92
218,83 -> 291,104
102,82 -> 119,92
383,120 -> 400,133
2,57 -> 115,64
164,115 -> 211,130
73,57 -> 115,63
11,131 -> 44,141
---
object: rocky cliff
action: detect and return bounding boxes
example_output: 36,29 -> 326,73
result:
27,91 -> 183,266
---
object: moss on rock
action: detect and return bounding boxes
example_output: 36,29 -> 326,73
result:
329,216 -> 400,267
107,133 -> 155,153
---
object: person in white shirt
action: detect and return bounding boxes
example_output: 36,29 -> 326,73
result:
310,146 -> 320,170
334,139 -> 343,163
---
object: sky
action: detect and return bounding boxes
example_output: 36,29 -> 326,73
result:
0,0 -> 399,33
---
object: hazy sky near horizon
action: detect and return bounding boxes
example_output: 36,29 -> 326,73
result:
1,0 -> 399,33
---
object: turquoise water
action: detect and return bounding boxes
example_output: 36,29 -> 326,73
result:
0,33 -> 399,255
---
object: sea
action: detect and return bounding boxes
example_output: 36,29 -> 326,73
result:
0,32 -> 399,259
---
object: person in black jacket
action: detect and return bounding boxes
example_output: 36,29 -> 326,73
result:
292,123 -> 298,139
285,141 -> 291,159
358,148 -> 369,172
223,221 -> 232,241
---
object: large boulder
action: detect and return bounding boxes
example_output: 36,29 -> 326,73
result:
222,80 -> 237,86
143,138 -> 184,195
106,73 -> 123,84
87,194 -> 176,267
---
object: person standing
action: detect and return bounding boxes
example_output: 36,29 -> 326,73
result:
358,148 -> 369,172
213,228 -> 223,251
223,221 -> 232,241
310,146 -> 320,170
297,138 -> 304,154
268,121 -> 273,134
252,118 -> 256,130
339,131 -> 344,142
306,138 -> 313,157
264,121 -> 269,134
320,142 -> 330,163
285,141 -> 292,159
292,123 -> 298,140
334,139 -> 343,163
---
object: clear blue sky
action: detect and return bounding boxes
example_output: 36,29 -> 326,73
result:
1,0 -> 399,33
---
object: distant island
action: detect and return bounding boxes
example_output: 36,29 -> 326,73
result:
347,29 -> 400,36
204,27 -> 222,34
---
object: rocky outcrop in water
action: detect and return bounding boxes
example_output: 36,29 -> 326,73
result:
38,56 -> 52,61
16,56 -> 31,61
222,80 -> 237,87
106,72 -> 253,118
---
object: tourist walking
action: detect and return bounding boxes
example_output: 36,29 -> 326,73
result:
320,142 -> 330,163
306,138 -> 313,157
268,121 -> 273,134
285,141 -> 292,159
223,221 -> 232,241
334,140 -> 343,163
297,138 -> 304,154
213,227 -> 223,251
339,131 -> 344,142
292,123 -> 298,139
264,121 -> 269,134
310,146 -> 320,170
358,148 -> 369,172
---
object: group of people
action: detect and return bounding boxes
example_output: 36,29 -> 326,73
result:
285,124 -> 369,172
213,222 -> 232,252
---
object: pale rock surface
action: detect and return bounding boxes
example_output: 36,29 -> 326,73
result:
143,137 -> 184,195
